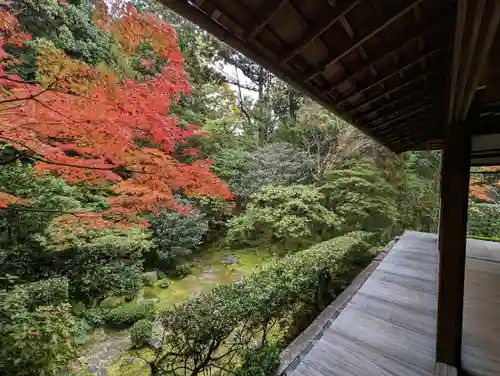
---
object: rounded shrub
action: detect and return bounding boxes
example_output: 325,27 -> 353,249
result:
235,343 -> 281,376
105,301 -> 156,327
130,319 -> 153,348
175,263 -> 191,279
150,209 -> 209,261
157,279 -> 171,289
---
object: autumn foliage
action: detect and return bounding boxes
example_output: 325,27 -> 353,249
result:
0,1 -> 232,226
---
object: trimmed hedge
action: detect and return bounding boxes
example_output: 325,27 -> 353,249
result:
105,301 -> 156,327
148,233 -> 374,376
467,234 -> 500,243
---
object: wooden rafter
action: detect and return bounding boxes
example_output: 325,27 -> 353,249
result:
244,0 -> 289,41
279,1 -> 360,67
325,19 -> 445,96
338,49 -> 440,107
304,0 -> 424,82
367,93 -> 437,126
448,0 -> 500,122
350,72 -> 431,113
455,0 -> 487,119
447,0 -> 468,122
359,88 -> 436,120
461,0 -> 500,119
373,103 -> 437,130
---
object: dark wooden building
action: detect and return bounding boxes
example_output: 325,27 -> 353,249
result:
161,0 -> 500,374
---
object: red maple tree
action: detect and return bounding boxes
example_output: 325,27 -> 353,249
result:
0,2 -> 232,227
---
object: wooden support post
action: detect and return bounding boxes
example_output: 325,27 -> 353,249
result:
436,121 -> 471,371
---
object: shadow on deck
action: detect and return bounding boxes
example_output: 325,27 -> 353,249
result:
280,231 -> 500,376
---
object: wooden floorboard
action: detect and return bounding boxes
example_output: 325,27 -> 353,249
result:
282,231 -> 438,376
281,232 -> 500,376
462,239 -> 500,376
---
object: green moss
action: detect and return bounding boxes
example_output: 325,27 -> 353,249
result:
107,358 -> 151,376
141,289 -> 159,299
100,296 -> 125,309
141,248 -> 277,310
107,349 -> 155,376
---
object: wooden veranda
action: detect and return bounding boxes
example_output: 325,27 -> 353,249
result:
161,0 -> 500,374
281,231 -> 500,376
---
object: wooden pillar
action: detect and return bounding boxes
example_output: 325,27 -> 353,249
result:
436,121 -> 471,370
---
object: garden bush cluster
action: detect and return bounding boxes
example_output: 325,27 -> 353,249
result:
143,233 -> 374,375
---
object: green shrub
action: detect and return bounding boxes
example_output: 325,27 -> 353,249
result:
0,288 -> 76,376
38,227 -> 151,304
468,202 -> 500,238
150,209 -> 209,261
235,343 -> 281,376
130,319 -> 153,348
151,233 -> 373,374
105,301 -> 156,326
157,279 -> 171,289
23,277 -> 69,309
83,307 -> 109,327
100,296 -> 125,309
226,184 -> 338,249
72,301 -> 86,315
175,263 -> 192,279
73,317 -> 92,345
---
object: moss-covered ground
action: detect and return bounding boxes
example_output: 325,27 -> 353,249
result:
79,247 -> 276,375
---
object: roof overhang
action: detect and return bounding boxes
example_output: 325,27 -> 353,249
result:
161,0 -> 500,155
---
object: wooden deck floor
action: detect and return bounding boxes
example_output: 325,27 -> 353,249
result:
282,231 -> 500,376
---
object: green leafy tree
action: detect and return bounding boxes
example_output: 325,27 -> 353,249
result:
150,208 -> 209,263
226,184 -> 338,249
393,151 -> 440,234
235,144 -> 313,201
321,160 -> 397,241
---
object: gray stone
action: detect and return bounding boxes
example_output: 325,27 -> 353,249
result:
201,273 -> 218,279
143,271 -> 158,284
122,357 -> 136,366
87,366 -> 108,376
141,298 -> 160,304
221,255 -> 238,265
148,338 -> 162,349
235,272 -> 245,282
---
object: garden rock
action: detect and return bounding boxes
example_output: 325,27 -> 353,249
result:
143,271 -> 158,284
148,338 -> 162,349
221,255 -> 238,265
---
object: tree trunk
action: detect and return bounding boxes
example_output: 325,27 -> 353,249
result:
257,66 -> 266,147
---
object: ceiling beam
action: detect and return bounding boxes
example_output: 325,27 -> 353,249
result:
447,0 -> 468,122
304,0 -> 424,82
338,48 -> 439,106
323,20 -> 442,96
359,87 -> 436,121
455,0 -> 487,121
244,0 -> 290,41
461,0 -> 500,120
279,0 -> 360,67
324,25 -> 436,94
367,93 -> 437,126
350,72 -> 431,113
373,103 -> 437,130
